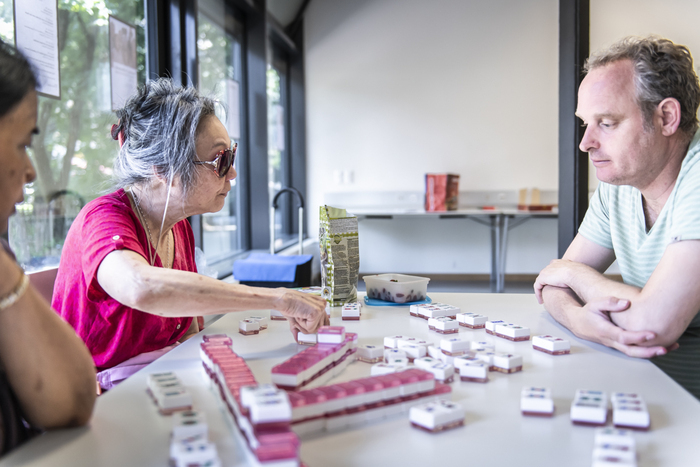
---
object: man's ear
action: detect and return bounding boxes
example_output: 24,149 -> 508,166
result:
656,97 -> 682,136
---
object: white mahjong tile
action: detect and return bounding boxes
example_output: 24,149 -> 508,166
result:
494,323 -> 530,340
384,335 -> 408,348
156,386 -> 192,410
239,319 -> 260,333
386,356 -> 409,368
172,411 -> 208,442
384,348 -> 407,362
594,427 -> 636,449
170,438 -> 220,467
492,352 -> 523,373
297,332 -> 317,344
612,394 -> 649,429
439,336 -> 471,355
592,444 -> 636,463
399,343 -> 427,360
409,400 -> 465,431
427,345 -> 442,359
521,387 -> 554,415
485,320 -> 507,334
426,362 -> 454,382
414,357 -> 440,370
470,340 -> 495,350
571,390 -> 608,425
357,344 -> 384,362
532,335 -> 570,354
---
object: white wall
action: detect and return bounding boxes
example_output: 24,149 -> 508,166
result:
305,0 -> 560,232
303,0 -> 700,275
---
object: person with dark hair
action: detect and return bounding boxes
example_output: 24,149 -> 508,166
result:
535,35 -> 700,399
51,77 -> 328,390
0,39 -> 96,455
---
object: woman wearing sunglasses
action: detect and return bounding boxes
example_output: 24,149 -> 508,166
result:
51,78 -> 328,389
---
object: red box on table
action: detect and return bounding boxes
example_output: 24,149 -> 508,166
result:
425,173 -> 460,212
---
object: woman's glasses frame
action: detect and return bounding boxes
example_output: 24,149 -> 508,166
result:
193,142 -> 237,178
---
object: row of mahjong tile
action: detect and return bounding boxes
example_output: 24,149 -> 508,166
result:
199,338 -> 301,466
170,411 -> 222,467
522,388 -> 650,429
380,333 -> 569,359
571,390 -> 650,430
239,316 -> 269,336
287,369 -> 446,424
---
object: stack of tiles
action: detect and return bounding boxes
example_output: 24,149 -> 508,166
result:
287,369 -> 452,436
494,323 -> 530,342
239,318 -> 261,336
409,303 -> 460,320
532,335 -> 570,355
357,344 -> 384,363
592,427 -> 637,467
409,400 -> 465,433
341,303 -> 362,321
570,390 -> 608,426
485,320 -> 507,336
453,356 -> 489,383
199,337 -> 300,467
521,387 -> 554,417
271,329 -> 358,391
147,372 -> 193,415
170,411 -> 221,467
440,336 -> 471,356
456,312 -> 488,329
492,352 -> 523,374
611,393 -> 650,430
428,317 -> 459,334
297,333 -> 317,345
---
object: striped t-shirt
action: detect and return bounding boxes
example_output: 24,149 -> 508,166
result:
579,130 -> 700,399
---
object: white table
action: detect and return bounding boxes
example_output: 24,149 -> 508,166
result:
352,208 -> 557,292
3,293 -> 699,467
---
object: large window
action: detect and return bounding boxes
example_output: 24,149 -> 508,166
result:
197,0 -> 245,265
3,0 -> 147,272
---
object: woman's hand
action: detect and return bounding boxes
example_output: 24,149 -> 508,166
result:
275,289 -> 329,336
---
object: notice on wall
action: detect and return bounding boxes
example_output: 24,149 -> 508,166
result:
14,0 -> 61,99
226,79 -> 241,140
109,16 -> 138,111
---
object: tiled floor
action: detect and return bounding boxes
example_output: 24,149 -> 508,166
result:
357,278 -> 535,294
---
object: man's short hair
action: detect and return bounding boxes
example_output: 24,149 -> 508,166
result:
584,35 -> 700,138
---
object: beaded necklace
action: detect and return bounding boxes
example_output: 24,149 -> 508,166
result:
128,188 -> 172,268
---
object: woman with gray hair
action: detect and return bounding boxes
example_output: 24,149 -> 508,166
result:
51,78 -> 327,389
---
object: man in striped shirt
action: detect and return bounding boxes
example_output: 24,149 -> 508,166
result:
534,36 -> 700,399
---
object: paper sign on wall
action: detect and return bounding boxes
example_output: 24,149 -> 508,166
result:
14,0 -> 61,99
109,16 -> 138,111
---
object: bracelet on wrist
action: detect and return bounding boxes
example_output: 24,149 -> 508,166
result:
0,271 -> 30,310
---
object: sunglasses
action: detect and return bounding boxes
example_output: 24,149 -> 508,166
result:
194,142 -> 237,177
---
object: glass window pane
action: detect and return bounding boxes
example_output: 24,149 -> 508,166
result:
267,46 -> 292,252
197,0 -> 244,262
5,1 -> 147,272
